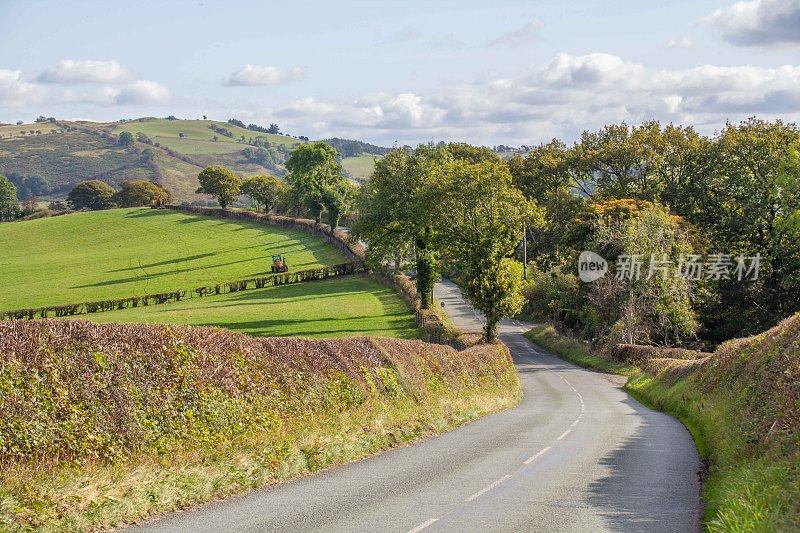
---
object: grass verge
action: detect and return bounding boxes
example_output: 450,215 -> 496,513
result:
0,321 -> 520,531
525,322 -> 799,532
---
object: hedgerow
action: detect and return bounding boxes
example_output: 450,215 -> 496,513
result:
0,320 -> 515,467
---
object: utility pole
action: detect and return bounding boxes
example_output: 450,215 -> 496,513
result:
522,221 -> 528,280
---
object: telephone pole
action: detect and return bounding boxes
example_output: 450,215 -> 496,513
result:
523,221 -> 528,280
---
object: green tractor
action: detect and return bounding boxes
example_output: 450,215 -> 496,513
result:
271,254 -> 288,273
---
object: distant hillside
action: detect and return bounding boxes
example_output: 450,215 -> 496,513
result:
321,138 -> 390,182
0,118 -> 305,202
323,137 -> 391,157
0,118 -> 393,201
341,154 -> 381,181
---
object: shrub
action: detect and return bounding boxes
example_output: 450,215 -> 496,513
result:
113,179 -> 172,207
67,180 -> 116,210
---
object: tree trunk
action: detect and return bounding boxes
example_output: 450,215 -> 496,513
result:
484,318 -> 498,343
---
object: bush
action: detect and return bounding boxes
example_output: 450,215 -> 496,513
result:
67,180 -> 116,210
112,179 -> 172,207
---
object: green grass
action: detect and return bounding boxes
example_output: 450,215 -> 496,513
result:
0,207 -> 345,310
341,155 -> 380,181
112,119 -> 301,154
81,276 -> 419,339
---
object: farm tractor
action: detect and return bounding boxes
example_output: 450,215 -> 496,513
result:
271,254 -> 289,273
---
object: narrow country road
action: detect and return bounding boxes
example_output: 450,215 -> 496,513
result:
129,279 -> 701,533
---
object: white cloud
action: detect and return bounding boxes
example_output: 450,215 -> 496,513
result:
0,69 -> 43,107
223,65 -> 306,86
38,59 -> 136,84
702,0 -> 800,46
1,60 -> 170,109
60,80 -> 170,106
666,36 -> 694,49
114,80 -> 171,104
487,20 -> 543,48
270,52 -> 800,145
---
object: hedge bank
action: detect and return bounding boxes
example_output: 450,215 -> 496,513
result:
0,320 -> 520,531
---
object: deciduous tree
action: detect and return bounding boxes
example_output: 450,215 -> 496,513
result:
0,175 -> 19,221
67,180 -> 116,211
241,175 -> 286,213
196,166 -> 241,209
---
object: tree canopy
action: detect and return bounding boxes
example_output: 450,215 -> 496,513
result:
196,166 -> 241,209
113,180 -> 172,207
67,180 -> 116,211
285,142 -> 348,224
0,175 -> 19,221
241,175 -> 286,213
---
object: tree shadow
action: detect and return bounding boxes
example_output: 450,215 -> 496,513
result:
107,252 -> 217,273
585,397 -> 701,532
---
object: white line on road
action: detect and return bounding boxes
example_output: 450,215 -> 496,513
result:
557,428 -> 572,440
523,446 -> 552,465
464,475 -> 513,502
407,518 -> 439,532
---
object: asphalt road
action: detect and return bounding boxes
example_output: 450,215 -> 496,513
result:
129,279 -> 701,533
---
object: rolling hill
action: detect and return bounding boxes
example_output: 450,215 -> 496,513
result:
0,207 -> 346,310
0,118 -> 386,201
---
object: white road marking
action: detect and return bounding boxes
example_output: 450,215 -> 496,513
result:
523,446 -> 552,465
464,475 -> 513,502
557,428 -> 572,440
407,518 -> 439,532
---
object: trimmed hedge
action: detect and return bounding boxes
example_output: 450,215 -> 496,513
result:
0,262 -> 364,320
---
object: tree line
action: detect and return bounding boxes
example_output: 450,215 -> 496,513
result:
196,141 -> 358,229
511,117 -> 799,346
351,118 -> 799,347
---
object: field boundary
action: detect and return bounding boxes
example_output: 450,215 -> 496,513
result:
0,262 -> 365,320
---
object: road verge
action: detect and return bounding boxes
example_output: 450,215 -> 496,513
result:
525,319 -> 799,531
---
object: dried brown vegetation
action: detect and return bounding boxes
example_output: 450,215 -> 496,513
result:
0,320 -> 519,530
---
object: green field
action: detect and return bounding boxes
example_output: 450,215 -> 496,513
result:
342,154 -> 379,181
80,276 -> 417,339
112,119 -> 302,155
0,208 -> 345,310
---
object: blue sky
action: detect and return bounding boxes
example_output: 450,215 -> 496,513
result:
1,0 -> 799,145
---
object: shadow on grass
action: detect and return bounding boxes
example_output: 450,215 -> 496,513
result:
107,252 -> 217,273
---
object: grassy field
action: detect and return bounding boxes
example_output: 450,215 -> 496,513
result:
112,119 -> 302,155
0,208 -> 345,310
342,154 -> 379,181
82,276 -> 418,339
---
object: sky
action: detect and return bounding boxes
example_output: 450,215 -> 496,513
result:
1,0 -> 799,146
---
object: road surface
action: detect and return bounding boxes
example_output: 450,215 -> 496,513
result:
130,279 -> 701,533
